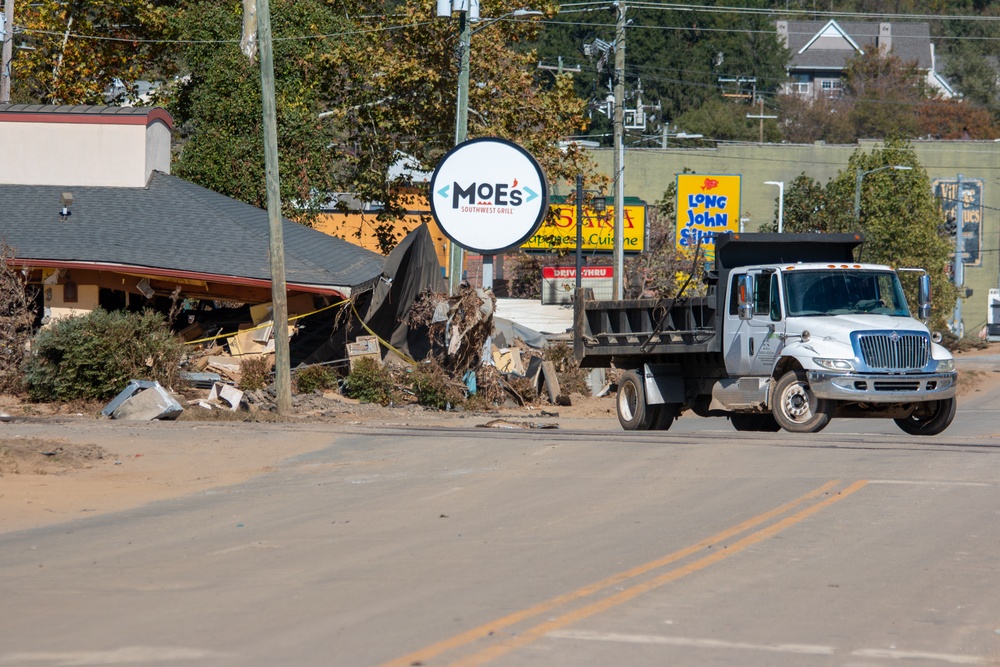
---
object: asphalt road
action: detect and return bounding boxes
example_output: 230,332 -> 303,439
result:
2,373 -> 999,667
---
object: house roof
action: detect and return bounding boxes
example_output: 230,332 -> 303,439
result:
784,21 -> 934,71
0,103 -> 173,129
0,171 -> 385,296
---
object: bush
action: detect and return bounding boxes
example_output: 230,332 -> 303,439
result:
409,360 -> 464,409
343,357 -> 395,405
23,308 -> 184,402
239,356 -> 271,391
293,364 -> 337,394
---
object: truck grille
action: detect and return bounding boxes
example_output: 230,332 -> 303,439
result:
857,333 -> 929,371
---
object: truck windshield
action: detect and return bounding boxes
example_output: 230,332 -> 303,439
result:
783,270 -> 911,317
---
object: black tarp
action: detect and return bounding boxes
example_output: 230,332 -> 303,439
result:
362,224 -> 446,361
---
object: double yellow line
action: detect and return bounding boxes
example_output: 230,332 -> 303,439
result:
379,479 -> 868,667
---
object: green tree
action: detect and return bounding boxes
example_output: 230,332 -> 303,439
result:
168,0 -> 343,222
779,140 -> 957,331
533,0 -> 788,145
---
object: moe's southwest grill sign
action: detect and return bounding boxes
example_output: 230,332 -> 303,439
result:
430,138 -> 549,255
676,174 -> 741,259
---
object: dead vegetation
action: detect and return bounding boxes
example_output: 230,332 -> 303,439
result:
0,243 -> 37,395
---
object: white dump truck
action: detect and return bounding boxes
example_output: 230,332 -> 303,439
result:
573,232 -> 957,435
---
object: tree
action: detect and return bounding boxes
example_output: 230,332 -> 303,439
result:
12,0 -> 173,104
843,50 -> 926,140
533,0 -> 788,145
168,0 -> 350,222
778,139 -> 958,331
325,0 -> 594,227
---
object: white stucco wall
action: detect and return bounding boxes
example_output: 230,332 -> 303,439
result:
0,114 -> 171,187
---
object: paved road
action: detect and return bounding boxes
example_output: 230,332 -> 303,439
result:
2,376 -> 999,666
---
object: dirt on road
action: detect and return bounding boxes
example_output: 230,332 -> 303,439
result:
2,343 -> 998,536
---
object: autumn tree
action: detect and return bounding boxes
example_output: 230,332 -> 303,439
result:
843,50 -> 926,139
324,0 -> 594,229
12,0 -> 173,104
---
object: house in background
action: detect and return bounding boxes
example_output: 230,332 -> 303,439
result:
0,104 -> 384,324
777,20 -> 955,100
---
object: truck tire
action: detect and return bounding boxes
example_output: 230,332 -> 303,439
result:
894,397 -> 957,436
651,403 -> 678,431
730,413 -> 781,432
617,370 -> 656,430
772,370 -> 832,433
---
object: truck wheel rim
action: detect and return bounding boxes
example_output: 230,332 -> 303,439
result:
782,382 -> 813,422
620,384 -> 638,421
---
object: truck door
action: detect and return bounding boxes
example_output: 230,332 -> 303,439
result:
724,269 -> 784,376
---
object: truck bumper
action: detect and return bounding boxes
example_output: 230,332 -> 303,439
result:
806,371 -> 957,403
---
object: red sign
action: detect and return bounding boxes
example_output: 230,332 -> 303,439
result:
542,266 -> 614,280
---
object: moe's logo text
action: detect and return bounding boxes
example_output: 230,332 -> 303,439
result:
437,179 -> 540,214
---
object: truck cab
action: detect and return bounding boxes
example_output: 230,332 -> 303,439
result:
724,260 -> 956,434
573,232 -> 958,436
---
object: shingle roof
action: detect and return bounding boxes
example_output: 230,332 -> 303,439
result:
785,21 -> 933,71
0,171 -> 385,295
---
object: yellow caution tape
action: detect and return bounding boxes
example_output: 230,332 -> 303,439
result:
184,298 -> 350,345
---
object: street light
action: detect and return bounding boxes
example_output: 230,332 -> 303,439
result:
438,2 -> 543,294
853,165 -> 912,220
764,180 -> 783,233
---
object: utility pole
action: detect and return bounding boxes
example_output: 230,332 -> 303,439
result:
255,0 -> 291,415
1,0 -> 14,103
447,6 -> 471,296
746,95 -> 776,145
953,173 -> 965,338
612,0 -> 626,300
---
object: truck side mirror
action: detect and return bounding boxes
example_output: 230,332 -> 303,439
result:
737,275 -> 753,321
918,274 -> 932,322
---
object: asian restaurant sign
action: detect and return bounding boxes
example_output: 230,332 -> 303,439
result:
520,201 -> 647,252
676,174 -> 741,259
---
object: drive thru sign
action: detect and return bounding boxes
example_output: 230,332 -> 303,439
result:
429,137 -> 549,255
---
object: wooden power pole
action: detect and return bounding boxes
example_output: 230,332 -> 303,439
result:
255,0 -> 292,415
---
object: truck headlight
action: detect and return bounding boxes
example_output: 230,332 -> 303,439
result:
813,358 -> 855,371
936,358 -> 955,372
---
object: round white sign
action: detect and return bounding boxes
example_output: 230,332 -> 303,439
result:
429,137 -> 549,254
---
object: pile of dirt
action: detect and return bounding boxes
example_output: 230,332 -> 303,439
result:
0,438 -> 113,475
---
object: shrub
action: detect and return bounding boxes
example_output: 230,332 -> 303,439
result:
239,356 -> 270,391
23,308 -> 184,402
343,357 -> 395,405
409,360 -> 464,410
294,364 -> 337,394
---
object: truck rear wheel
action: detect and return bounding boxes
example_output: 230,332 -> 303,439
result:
651,403 -> 678,431
617,370 -> 656,430
730,413 -> 781,432
773,370 -> 831,433
894,397 -> 956,436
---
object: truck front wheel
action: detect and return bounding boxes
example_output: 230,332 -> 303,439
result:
617,370 -> 656,430
773,370 -> 832,433
894,397 -> 957,436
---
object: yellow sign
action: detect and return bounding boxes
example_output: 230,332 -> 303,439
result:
521,204 -> 647,252
676,174 -> 741,259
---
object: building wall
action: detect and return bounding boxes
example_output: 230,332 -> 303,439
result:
43,283 -> 100,323
588,141 -> 1000,332
0,114 -> 170,187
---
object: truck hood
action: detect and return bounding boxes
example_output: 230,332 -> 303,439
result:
787,314 -> 928,338
784,314 -> 935,362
